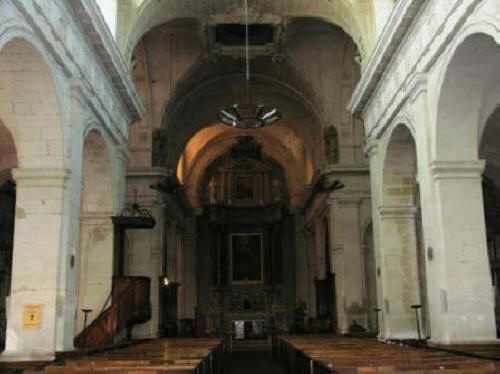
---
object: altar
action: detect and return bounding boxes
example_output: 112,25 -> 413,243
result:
233,319 -> 266,340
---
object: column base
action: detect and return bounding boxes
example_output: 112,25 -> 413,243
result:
0,350 -> 55,362
429,337 -> 499,345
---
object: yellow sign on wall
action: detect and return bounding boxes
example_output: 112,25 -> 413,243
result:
23,304 -> 42,329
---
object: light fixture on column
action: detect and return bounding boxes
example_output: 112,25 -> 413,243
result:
161,275 -> 169,287
218,0 -> 281,129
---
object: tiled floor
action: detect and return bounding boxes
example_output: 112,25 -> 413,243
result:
224,351 -> 288,374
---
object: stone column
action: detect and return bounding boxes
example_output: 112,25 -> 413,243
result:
329,197 -> 365,332
378,205 -> 421,339
314,222 -> 326,279
3,168 -> 71,361
180,217 -> 197,319
428,160 -> 496,343
125,167 -> 167,339
77,211 -> 114,331
364,140 -> 384,337
294,214 -> 309,309
305,228 -> 316,318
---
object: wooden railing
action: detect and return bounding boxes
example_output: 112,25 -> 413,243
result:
74,276 -> 151,350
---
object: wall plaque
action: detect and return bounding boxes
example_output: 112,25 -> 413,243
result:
23,304 -> 42,329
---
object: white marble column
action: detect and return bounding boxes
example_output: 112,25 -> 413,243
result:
305,228 -> 317,318
378,205 -> 421,339
77,213 -> 114,332
180,217 -> 197,320
3,168 -> 71,361
428,160 -> 496,343
365,140 -> 385,338
294,214 -> 309,309
329,197 -> 365,332
125,167 -> 167,339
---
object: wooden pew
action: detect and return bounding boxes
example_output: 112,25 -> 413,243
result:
273,334 -> 499,374
45,338 -> 224,374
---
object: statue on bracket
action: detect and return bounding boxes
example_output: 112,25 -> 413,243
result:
324,126 -> 339,164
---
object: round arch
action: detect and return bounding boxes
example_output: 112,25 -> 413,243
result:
179,125 -> 311,209
121,0 -> 370,64
0,35 -> 68,354
434,32 -> 500,161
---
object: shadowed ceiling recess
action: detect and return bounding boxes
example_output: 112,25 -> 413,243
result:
218,0 -> 281,129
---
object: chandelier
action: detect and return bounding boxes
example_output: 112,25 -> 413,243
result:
218,0 -> 281,129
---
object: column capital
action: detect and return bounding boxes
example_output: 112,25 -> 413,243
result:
363,138 -> 379,158
379,205 -> 418,218
429,160 -> 485,181
12,168 -> 71,187
115,146 -> 130,164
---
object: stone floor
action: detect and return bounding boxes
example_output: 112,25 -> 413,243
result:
224,351 -> 288,374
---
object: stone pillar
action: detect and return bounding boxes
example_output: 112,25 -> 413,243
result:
305,228 -> 316,318
77,212 -> 114,332
166,220 -> 178,283
378,205 -> 421,339
3,168 -> 71,361
428,160 -> 496,343
314,222 -> 326,278
180,217 -> 197,319
329,197 -> 365,333
365,140 -> 384,337
125,168 -> 167,339
112,148 -> 129,215
294,214 -> 309,309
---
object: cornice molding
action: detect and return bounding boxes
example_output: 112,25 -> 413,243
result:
429,160 -> 485,180
348,0 -> 426,117
126,167 -> 169,179
68,0 -> 145,122
379,205 -> 418,218
12,168 -> 71,187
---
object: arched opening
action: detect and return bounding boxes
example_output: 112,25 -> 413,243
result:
0,121 -> 17,350
76,130 -> 115,334
127,14 -> 365,340
0,37 -> 66,355
380,124 -> 426,340
432,33 -> 500,342
480,106 -> 500,336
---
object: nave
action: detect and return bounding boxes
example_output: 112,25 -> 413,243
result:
1,335 -> 499,373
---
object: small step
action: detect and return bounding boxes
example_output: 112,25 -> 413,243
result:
232,339 -> 270,352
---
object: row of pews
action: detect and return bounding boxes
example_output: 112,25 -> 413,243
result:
273,334 -> 500,373
45,338 -> 224,373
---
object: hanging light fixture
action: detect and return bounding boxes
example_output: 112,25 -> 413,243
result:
218,0 -> 281,129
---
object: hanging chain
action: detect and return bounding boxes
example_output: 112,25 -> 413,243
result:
245,0 -> 250,103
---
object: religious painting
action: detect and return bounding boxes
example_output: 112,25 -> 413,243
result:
235,176 -> 254,200
231,233 -> 263,283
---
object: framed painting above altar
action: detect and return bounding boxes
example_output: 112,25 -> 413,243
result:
231,233 -> 263,283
